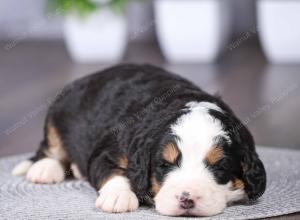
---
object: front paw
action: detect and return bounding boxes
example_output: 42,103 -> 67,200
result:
26,158 -> 65,184
95,189 -> 139,213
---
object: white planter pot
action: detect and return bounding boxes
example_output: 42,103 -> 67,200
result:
154,0 -> 233,63
257,0 -> 300,63
63,9 -> 127,63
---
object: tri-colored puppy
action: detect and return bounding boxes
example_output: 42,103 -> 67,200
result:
12,64 -> 266,216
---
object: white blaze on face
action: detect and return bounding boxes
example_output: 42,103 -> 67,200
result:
154,102 -> 245,216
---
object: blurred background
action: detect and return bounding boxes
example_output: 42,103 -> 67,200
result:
1,0 -> 300,157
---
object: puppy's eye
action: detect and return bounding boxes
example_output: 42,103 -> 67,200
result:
160,161 -> 172,168
160,160 -> 180,169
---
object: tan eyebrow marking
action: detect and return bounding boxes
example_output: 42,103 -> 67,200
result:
205,146 -> 224,165
162,143 -> 180,164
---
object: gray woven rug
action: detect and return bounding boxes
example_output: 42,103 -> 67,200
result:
0,147 -> 300,220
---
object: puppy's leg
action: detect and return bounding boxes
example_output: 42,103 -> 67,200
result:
95,175 -> 139,213
92,155 -> 139,213
26,120 -> 69,184
12,137 -> 49,176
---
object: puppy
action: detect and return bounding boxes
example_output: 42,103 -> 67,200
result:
12,64 -> 266,216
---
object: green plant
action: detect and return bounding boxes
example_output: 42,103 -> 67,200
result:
49,0 -> 131,17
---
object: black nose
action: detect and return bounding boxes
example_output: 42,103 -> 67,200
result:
179,191 -> 195,209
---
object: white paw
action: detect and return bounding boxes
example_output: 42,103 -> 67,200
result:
12,160 -> 33,176
26,158 -> 65,184
95,176 -> 139,213
70,163 -> 84,180
96,189 -> 139,213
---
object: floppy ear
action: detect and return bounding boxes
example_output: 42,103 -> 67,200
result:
127,146 -> 151,199
236,125 -> 267,201
202,109 -> 266,200
240,149 -> 266,201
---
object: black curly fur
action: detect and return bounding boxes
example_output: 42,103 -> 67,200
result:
32,64 -> 266,202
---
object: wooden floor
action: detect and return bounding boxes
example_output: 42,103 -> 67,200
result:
0,39 -> 299,219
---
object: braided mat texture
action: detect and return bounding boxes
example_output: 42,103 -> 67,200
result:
0,147 -> 300,220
